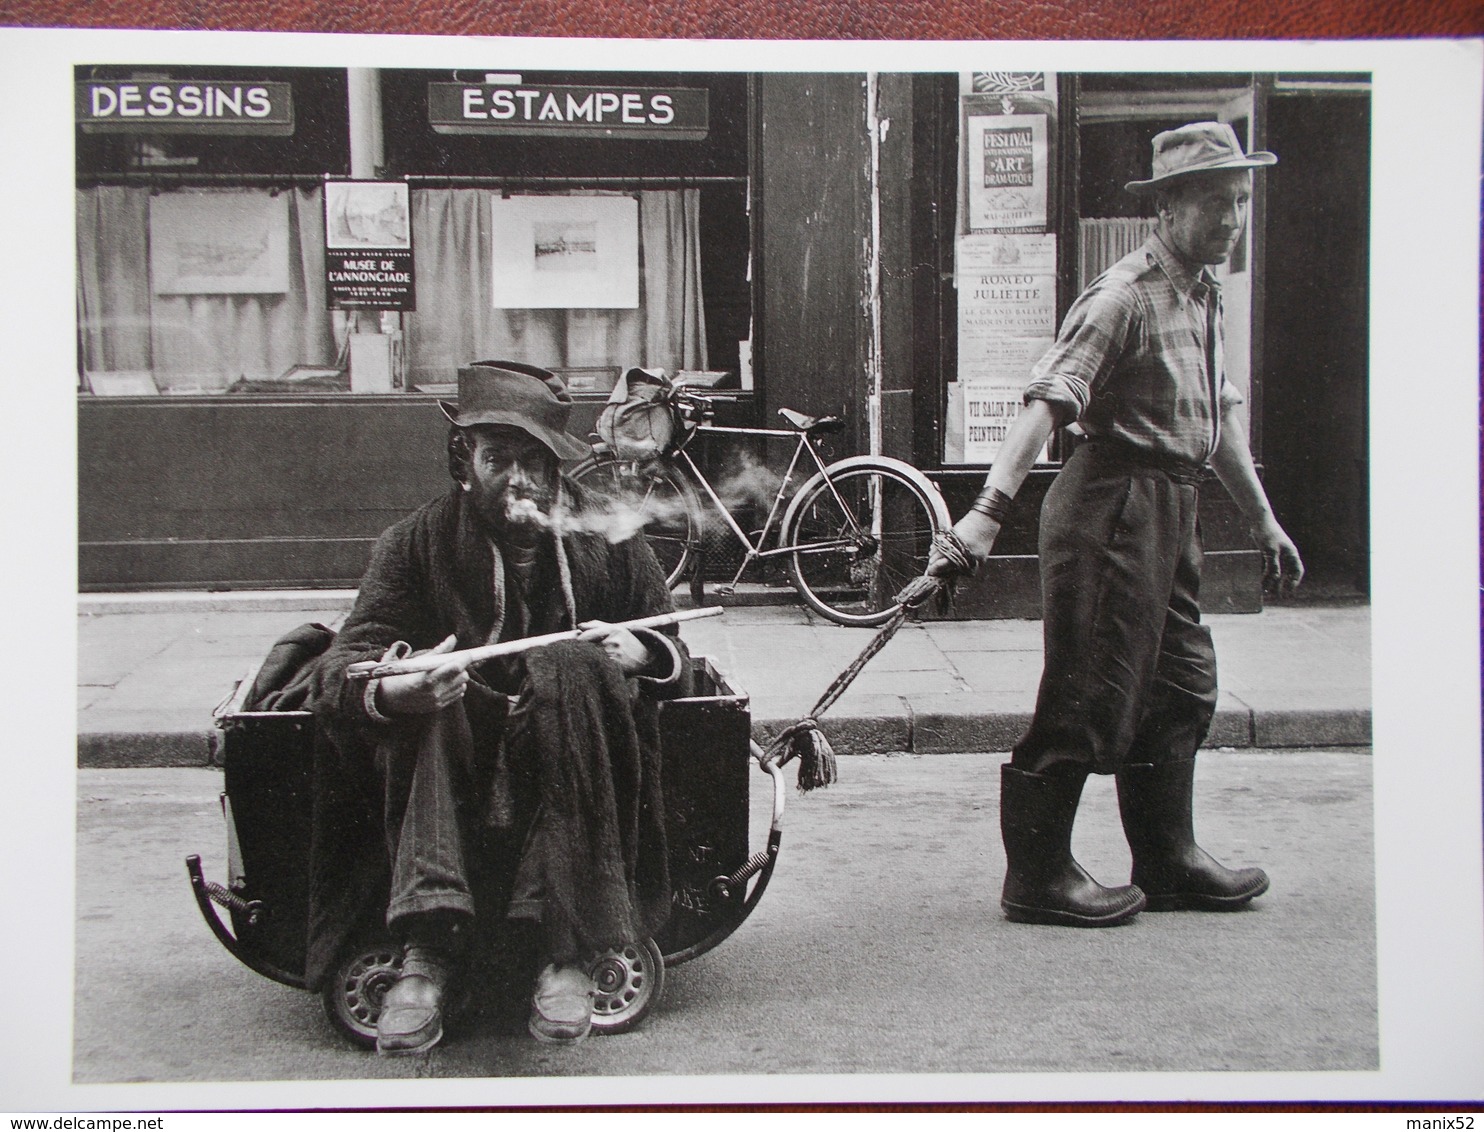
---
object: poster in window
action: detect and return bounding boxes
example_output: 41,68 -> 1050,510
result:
149,190 -> 289,294
324,181 -> 415,311
952,233 -> 1056,464
490,195 -> 639,309
964,109 -> 1049,232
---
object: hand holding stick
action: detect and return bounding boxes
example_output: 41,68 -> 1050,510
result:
345,605 -> 724,682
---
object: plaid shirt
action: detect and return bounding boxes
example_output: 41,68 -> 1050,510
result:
1023,231 -> 1243,466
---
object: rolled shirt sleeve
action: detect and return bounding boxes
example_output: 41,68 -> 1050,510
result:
1218,376 -> 1245,411
1021,280 -> 1141,427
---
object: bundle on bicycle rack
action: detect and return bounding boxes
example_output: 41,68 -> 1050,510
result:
766,530 -> 978,792
593,367 -> 686,461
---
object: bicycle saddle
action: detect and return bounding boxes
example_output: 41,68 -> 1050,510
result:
777,408 -> 845,435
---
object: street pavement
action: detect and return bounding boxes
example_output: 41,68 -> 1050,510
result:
76,591 -> 1372,767
61,590 -> 1382,1104
73,749 -> 1376,1098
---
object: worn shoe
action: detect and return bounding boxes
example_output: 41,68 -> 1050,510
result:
1116,758 -> 1270,911
375,945 -> 451,1056
528,963 -> 596,1045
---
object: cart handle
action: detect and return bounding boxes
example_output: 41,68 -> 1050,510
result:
186,855 -> 308,991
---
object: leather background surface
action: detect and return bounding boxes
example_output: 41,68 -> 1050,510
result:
2,0 -> 1481,38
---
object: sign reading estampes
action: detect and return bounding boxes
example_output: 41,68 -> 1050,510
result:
428,83 -> 708,140
76,81 -> 295,135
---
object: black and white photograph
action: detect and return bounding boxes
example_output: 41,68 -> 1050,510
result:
3,28 -> 1482,1112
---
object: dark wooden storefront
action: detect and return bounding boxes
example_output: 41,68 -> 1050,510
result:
79,69 -> 1368,615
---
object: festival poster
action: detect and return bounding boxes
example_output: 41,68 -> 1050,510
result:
964,108 -> 1049,231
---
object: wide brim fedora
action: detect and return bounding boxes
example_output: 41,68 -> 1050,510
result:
1125,121 -> 1277,193
439,360 -> 591,462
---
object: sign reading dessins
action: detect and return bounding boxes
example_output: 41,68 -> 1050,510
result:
428,82 -> 709,140
76,80 -> 295,135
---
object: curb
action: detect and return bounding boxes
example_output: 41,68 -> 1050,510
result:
79,584 -> 800,616
78,590 -> 359,615
78,706 -> 1373,768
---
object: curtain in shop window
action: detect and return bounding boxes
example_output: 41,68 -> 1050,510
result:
1077,217 -> 1156,289
77,187 -> 152,380
404,188 -> 707,389
75,186 -> 336,392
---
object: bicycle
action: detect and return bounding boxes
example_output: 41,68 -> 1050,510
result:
571,385 -> 952,627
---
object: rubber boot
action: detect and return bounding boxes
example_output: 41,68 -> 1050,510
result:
1116,758 -> 1270,911
999,764 -> 1146,927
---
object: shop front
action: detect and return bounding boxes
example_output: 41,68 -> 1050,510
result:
901,71 -> 1370,616
77,65 -> 1369,615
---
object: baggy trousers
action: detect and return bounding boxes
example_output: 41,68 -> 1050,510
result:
375,686 -> 528,932
1010,440 -> 1220,776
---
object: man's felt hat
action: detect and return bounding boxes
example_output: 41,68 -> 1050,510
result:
439,360 -> 590,461
1124,121 -> 1277,193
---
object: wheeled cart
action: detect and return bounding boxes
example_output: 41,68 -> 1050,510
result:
187,653 -> 786,1047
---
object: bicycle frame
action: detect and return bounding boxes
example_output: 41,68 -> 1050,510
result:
670,419 -> 879,593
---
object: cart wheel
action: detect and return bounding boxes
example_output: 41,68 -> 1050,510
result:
322,935 -> 402,1048
587,937 -> 665,1035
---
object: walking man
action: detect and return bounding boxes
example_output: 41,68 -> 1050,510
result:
930,123 -> 1304,927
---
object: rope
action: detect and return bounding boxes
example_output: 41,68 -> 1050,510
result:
766,529 -> 978,791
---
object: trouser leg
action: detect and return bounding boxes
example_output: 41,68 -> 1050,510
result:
372,694 -> 519,1055
1010,450 -> 1186,776
372,706 -> 478,1056
1115,509 -> 1268,910
378,704 -> 485,930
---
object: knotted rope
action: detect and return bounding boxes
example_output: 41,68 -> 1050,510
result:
767,530 -> 979,791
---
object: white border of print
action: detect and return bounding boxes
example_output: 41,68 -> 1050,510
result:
7,29 -> 1482,1110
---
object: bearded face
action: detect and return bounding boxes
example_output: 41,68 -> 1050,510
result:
461,425 -> 560,542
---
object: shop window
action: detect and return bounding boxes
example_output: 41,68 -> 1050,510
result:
380,69 -> 753,396
75,67 -> 753,399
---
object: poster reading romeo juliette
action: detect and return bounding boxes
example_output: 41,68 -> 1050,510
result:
956,232 -> 1057,365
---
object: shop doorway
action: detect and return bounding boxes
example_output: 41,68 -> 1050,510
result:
1260,89 -> 1371,599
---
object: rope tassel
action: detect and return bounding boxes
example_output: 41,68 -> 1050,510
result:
767,717 -> 837,792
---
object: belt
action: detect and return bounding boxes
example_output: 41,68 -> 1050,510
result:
1076,435 -> 1208,487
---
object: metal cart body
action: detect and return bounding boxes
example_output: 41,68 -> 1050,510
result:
188,653 -> 784,1045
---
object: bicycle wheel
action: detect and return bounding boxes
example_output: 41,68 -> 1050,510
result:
783,462 -> 945,627
570,456 -> 702,589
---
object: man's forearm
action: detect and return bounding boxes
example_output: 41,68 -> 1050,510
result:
983,399 -> 1060,498
936,398 -> 1060,569
1209,405 -> 1276,524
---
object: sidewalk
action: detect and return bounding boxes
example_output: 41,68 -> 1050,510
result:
76,589 -> 1372,767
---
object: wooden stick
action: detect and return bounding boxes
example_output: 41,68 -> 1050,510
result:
345,605 -> 725,681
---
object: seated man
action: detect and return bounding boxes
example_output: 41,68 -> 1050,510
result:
303,360 -> 689,1055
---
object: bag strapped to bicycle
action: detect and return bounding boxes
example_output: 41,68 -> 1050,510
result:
594,367 -> 689,461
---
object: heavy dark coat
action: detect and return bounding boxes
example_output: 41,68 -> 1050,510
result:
299,479 -> 689,989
